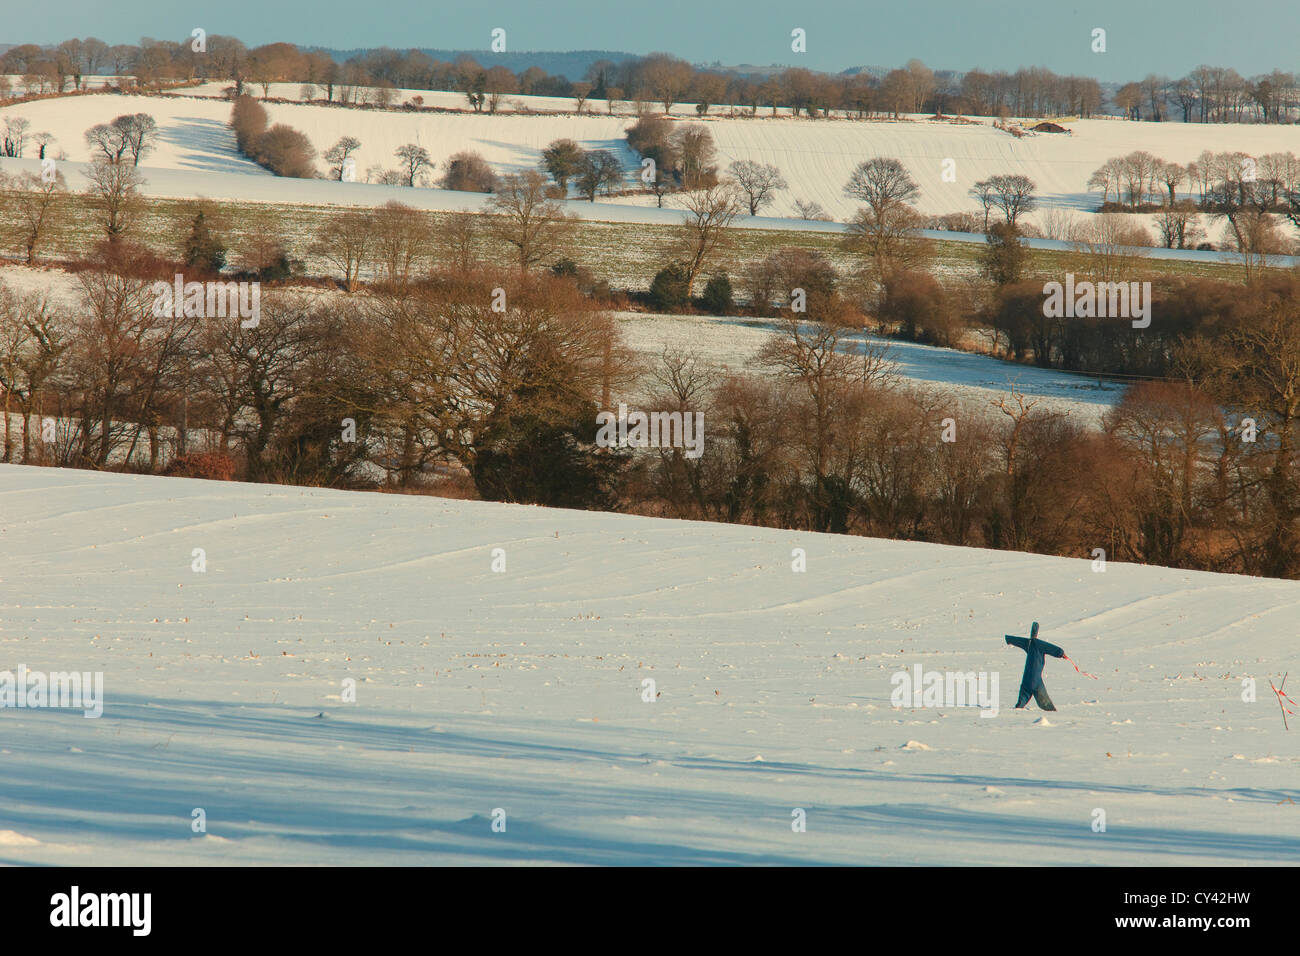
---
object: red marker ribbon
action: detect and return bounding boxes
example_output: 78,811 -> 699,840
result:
1064,655 -> 1099,679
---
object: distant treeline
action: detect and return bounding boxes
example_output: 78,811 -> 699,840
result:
313,47 -> 639,83
4,37 -> 1300,123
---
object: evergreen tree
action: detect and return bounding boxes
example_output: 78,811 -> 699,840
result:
649,262 -> 691,311
184,210 -> 227,273
978,222 -> 1028,287
701,273 -> 734,314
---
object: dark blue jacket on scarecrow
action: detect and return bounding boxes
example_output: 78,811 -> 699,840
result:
1005,622 -> 1064,710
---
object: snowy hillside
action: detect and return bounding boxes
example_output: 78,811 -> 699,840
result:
9,90 -> 1300,238
0,464 -> 1295,865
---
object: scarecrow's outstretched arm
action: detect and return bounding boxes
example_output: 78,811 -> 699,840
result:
1005,636 -> 1028,651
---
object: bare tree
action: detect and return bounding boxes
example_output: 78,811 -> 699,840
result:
969,178 -> 995,232
642,346 -> 717,513
669,124 -> 717,188
194,290 -> 324,480
673,182 -> 741,297
370,80 -> 397,107
1192,293 -> 1300,574
84,157 -> 144,242
759,311 -> 891,532
729,160 -> 787,215
1087,157 -> 1123,206
645,147 -> 679,207
6,169 -> 67,263
1190,151 -> 1218,202
119,113 -> 158,166
0,283 -> 67,462
793,198 -> 831,221
1155,160 -> 1186,205
690,72 -> 727,116
354,273 -> 622,498
1171,78 -> 1198,123
1102,381 -> 1220,566
904,59 -> 937,114
83,113 -> 157,166
642,53 -> 694,112
0,286 -> 32,461
434,212 -> 480,273
843,162 -> 930,286
1114,82 -> 1142,120
1226,208 -> 1287,282
571,81 -> 593,113
845,157 -> 920,222
371,201 -> 431,285
1069,213 -> 1151,283
485,171 -> 577,270
1155,200 -> 1203,249
312,208 -> 375,292
1118,150 -> 1160,209
1141,74 -> 1168,121
1037,207 -> 1080,241
324,135 -> 361,180
394,143 -> 433,187
32,131 -> 55,159
973,173 -> 1037,226
84,119 -> 132,163
2,117 -> 31,157
66,270 -> 159,466
483,65 -> 516,113
986,387 -> 1091,555
575,150 -> 623,201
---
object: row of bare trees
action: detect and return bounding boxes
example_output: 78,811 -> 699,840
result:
1086,149 -> 1300,254
83,113 -> 158,166
959,67 -> 1104,119
306,175 -> 577,290
1115,68 -> 1300,124
1089,150 -> 1300,209
0,262 -> 626,499
1,148 -> 151,258
0,36 -> 1147,123
14,32 -> 1300,126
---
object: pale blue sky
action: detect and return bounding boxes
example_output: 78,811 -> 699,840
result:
7,0 -> 1295,81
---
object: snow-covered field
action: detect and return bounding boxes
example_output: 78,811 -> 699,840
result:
0,464 -> 1296,865
8,88 -> 1300,246
619,311 -> 1125,424
0,75 -> 124,94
